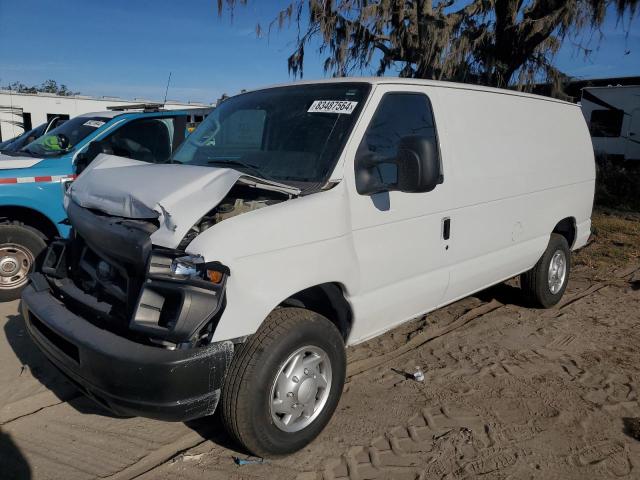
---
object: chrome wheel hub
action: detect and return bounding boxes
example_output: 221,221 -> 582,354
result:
0,244 -> 33,289
548,250 -> 567,294
270,345 -> 332,433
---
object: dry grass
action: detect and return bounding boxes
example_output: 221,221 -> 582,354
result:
574,208 -> 640,271
595,157 -> 640,211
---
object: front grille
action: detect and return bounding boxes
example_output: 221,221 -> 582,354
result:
69,235 -> 146,324
64,199 -> 159,324
76,242 -> 130,305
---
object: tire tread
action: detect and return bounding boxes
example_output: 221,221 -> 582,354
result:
221,307 -> 343,456
521,233 -> 570,308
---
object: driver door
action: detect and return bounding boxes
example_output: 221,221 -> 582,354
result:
346,85 -> 454,340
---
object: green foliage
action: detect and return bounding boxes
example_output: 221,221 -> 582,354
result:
219,0 -> 638,93
4,79 -> 79,96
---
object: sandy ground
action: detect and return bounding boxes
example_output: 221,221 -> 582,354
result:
1,209 -> 639,480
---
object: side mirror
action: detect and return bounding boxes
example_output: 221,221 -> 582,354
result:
75,141 -> 105,174
355,135 -> 442,195
395,135 -> 441,193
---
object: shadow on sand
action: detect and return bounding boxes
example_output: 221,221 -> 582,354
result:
3,309 -> 245,454
0,430 -> 31,480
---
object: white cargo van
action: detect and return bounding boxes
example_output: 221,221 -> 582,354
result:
23,78 -> 594,457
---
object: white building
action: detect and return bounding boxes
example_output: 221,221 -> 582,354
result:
0,90 -> 213,142
579,85 -> 640,162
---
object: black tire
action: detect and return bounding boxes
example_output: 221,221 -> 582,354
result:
221,307 -> 346,457
521,233 -> 571,308
0,223 -> 47,302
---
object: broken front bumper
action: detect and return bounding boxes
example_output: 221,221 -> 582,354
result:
22,278 -> 234,421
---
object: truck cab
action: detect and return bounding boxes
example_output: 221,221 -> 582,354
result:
0,107 -> 205,300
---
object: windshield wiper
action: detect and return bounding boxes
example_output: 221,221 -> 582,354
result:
207,160 -> 278,183
17,148 -> 38,157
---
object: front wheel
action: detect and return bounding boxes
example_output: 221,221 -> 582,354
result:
521,233 -> 571,308
0,223 -> 47,302
221,307 -> 346,457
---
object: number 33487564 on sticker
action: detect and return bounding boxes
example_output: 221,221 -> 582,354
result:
307,100 -> 358,114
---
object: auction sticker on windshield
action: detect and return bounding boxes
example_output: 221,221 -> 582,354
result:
83,120 -> 106,128
308,100 -> 358,114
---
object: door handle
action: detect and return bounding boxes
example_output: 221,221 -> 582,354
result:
442,217 -> 451,240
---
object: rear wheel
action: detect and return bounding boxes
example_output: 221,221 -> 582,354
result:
0,223 -> 47,302
221,307 -> 346,457
521,233 -> 570,308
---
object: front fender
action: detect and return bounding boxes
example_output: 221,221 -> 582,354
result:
212,235 -> 359,342
0,158 -> 74,237
185,183 -> 360,342
0,183 -> 69,237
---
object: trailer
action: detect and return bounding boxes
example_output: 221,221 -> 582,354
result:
580,85 -> 640,161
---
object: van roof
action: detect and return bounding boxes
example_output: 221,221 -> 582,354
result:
246,77 -> 577,106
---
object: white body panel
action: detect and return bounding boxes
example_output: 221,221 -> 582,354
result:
580,85 -> 640,161
73,78 -> 595,346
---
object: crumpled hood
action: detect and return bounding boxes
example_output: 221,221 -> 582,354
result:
0,153 -> 43,170
69,153 -> 299,249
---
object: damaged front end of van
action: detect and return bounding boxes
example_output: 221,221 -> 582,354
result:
21,155 -> 299,421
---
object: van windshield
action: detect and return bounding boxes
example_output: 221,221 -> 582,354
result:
21,116 -> 110,157
172,83 -> 370,185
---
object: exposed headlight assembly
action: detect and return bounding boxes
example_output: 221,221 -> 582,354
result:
171,255 -> 203,278
170,254 -> 227,284
132,252 -> 231,345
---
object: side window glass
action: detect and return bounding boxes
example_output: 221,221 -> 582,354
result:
106,118 -> 175,163
358,93 -> 438,184
589,109 -> 624,137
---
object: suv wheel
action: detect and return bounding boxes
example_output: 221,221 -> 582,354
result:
521,233 -> 571,308
0,223 -> 46,302
221,307 -> 346,457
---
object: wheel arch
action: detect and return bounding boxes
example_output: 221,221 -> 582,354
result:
552,216 -> 577,249
0,205 -> 60,239
279,282 -> 354,342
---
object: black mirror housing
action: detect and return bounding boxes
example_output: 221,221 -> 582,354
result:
395,135 -> 441,193
75,141 -> 105,174
355,135 -> 442,195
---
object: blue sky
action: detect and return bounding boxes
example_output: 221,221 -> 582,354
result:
0,0 -> 638,104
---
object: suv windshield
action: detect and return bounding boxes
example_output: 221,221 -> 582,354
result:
1,123 -> 47,153
172,83 -> 370,185
22,116 -> 110,157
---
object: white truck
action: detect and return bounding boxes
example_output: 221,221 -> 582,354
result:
22,78 -> 595,457
580,84 -> 640,161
